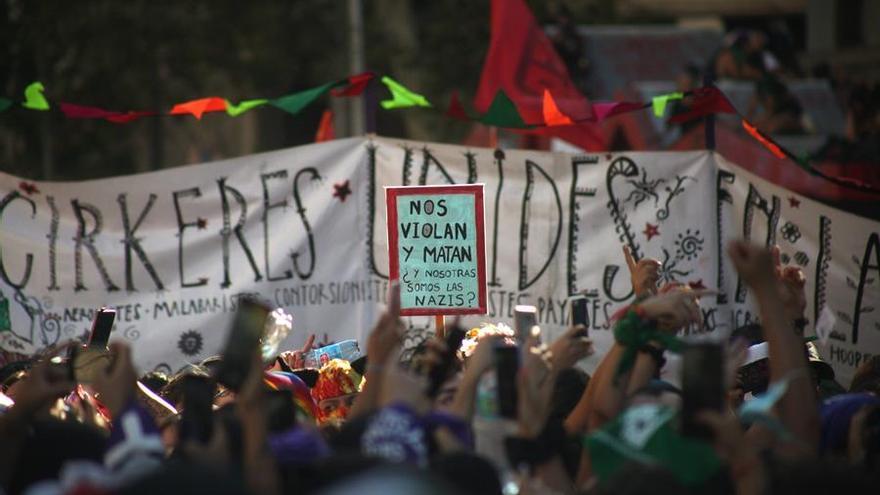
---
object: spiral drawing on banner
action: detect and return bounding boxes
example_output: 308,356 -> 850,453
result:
41,296 -> 54,310
177,330 -> 204,357
780,222 -> 801,244
123,326 -> 141,342
674,229 -> 704,262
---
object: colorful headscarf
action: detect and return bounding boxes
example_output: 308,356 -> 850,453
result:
459,322 -> 515,359
311,359 -> 363,403
264,370 -> 319,424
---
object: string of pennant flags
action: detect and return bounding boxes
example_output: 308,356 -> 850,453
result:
0,73 -> 877,194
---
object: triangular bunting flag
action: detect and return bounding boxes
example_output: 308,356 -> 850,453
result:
105,111 -> 155,124
668,87 -> 736,123
22,82 -> 50,111
225,98 -> 268,117
593,101 -> 649,121
542,89 -> 574,126
651,92 -> 684,117
742,120 -> 787,159
479,90 -> 529,128
379,76 -> 431,109
445,91 -> 470,121
331,72 -> 375,97
170,97 -> 227,119
314,109 -> 335,142
271,81 -> 340,115
60,103 -> 120,119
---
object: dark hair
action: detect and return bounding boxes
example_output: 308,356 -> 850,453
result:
139,370 -> 169,395
10,418 -> 107,494
850,356 -> 880,394
430,452 -> 503,495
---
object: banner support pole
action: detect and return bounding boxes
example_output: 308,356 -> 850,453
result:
435,315 -> 445,338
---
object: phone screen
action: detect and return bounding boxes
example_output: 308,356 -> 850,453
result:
216,298 -> 271,391
427,325 -> 467,398
681,343 -> 724,438
495,346 -> 519,419
88,308 -> 116,349
514,305 -> 538,344
179,375 -> 214,444
570,296 -> 588,334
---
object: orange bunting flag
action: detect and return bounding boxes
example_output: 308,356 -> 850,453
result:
741,120 -> 787,159
314,109 -> 335,142
542,89 -> 574,126
170,97 -> 227,119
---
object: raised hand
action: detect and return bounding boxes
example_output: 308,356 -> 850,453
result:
727,241 -> 776,289
517,335 -> 556,439
638,287 -> 714,332
548,325 -> 594,371
624,245 -> 662,298
5,358 -> 74,418
367,282 -> 404,367
278,333 -> 316,369
771,246 -> 807,321
91,342 -> 138,418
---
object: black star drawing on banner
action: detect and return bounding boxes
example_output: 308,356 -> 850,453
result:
196,218 -> 207,230
332,180 -> 352,202
788,197 -> 801,208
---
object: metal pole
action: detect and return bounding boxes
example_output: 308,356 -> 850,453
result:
348,0 -> 366,136
703,74 -> 716,151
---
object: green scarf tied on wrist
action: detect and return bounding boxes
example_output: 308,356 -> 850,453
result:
613,309 -> 684,381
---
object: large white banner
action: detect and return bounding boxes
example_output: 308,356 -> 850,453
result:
0,137 -> 876,385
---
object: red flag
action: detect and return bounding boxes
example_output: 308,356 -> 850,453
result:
668,87 -> 737,123
331,72 -> 375,97
474,0 -> 593,123
315,109 -> 335,142
474,0 -> 602,149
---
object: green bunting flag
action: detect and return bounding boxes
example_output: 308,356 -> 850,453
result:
225,98 -> 268,117
379,76 -> 431,109
478,90 -> 530,128
271,81 -> 340,115
0,97 -> 12,113
22,82 -> 50,111
586,404 -> 721,487
651,91 -> 684,117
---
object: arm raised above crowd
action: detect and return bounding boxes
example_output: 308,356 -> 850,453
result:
728,240 -> 820,457
349,283 -> 404,420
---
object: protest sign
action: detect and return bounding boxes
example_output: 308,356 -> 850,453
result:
385,185 -> 487,316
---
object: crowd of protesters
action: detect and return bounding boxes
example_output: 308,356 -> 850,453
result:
1,239 -> 879,495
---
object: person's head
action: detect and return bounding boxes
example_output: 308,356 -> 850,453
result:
430,452 -> 502,495
0,360 -> 32,400
820,393 -> 880,458
160,366 -> 211,409
139,370 -> 169,395
850,355 -> 880,394
10,418 -> 107,494
311,358 -> 363,425
552,367 -> 590,419
627,380 -> 683,410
